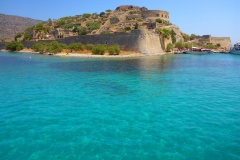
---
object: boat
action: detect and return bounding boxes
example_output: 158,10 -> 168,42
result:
230,42 -> 240,55
184,47 -> 212,54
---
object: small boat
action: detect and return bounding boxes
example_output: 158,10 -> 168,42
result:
185,47 -> 212,54
230,42 -> 240,55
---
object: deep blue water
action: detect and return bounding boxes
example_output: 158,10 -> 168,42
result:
0,52 -> 240,160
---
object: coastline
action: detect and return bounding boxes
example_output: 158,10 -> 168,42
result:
1,49 -> 166,58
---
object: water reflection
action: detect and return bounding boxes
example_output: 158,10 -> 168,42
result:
49,55 -> 177,73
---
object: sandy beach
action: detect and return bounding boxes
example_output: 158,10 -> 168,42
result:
1,48 -> 166,58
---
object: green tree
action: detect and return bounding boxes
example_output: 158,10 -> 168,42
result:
171,29 -> 176,44
166,43 -> 173,51
78,27 -> 87,35
23,33 -> 32,41
182,33 -> 190,42
184,43 -> 192,49
47,41 -> 63,54
92,44 -> 107,55
108,46 -> 115,55
134,23 -> 139,29
100,12 -> 105,17
113,44 -> 120,54
6,42 -> 24,51
68,42 -> 85,52
85,44 -> 94,50
15,33 -> 23,41
106,9 -> 112,13
190,34 -> 197,40
156,28 -> 171,39
32,42 -> 49,53
175,41 -> 185,49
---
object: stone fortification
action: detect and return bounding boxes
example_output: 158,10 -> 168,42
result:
142,10 -> 169,22
197,35 -> 232,50
210,37 -> 231,49
0,30 -> 164,54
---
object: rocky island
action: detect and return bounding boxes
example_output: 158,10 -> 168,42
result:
0,5 -> 232,55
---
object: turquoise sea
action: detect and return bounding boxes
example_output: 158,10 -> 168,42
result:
0,52 -> 240,160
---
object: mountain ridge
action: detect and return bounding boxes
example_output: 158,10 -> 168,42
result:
0,13 -> 43,41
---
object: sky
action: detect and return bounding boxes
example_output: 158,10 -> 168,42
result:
0,0 -> 239,44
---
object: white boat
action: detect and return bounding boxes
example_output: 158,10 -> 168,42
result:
230,42 -> 240,55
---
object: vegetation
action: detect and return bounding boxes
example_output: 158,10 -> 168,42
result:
182,33 -> 190,42
190,34 -> 197,40
32,41 -> 67,54
106,9 -> 112,13
68,42 -> 85,52
100,12 -> 105,17
156,18 -> 162,23
101,31 -> 111,34
32,42 -> 49,53
134,23 -> 139,29
171,29 -> 176,44
82,13 -> 91,19
175,41 -> 185,49
92,44 -> 107,55
137,19 -> 143,22
166,43 -> 173,51
124,26 -> 131,31
156,28 -> 171,39
35,23 -> 50,33
108,44 -> 120,55
15,33 -> 22,41
85,44 -> 94,50
5,42 -> 24,51
86,21 -> 101,31
203,43 -> 217,49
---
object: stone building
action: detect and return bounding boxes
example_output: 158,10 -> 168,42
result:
142,10 -> 169,22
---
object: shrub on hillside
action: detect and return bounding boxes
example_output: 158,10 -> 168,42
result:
6,42 -> 24,51
85,44 -> 94,50
108,46 -> 115,55
166,43 -> 173,51
32,42 -> 49,53
124,26 -> 131,31
108,44 -> 120,55
68,42 -> 85,52
47,41 -> 63,53
156,18 -> 162,23
92,44 -> 107,55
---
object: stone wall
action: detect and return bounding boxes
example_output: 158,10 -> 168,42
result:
210,37 -> 231,49
142,10 -> 169,22
0,30 -> 165,54
0,42 -> 6,49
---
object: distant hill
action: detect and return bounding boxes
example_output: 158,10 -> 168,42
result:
0,14 -> 43,41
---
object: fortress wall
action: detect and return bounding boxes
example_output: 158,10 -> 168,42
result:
132,30 -> 164,54
1,30 -> 165,54
0,42 -> 6,49
210,37 -> 231,49
142,10 -> 169,21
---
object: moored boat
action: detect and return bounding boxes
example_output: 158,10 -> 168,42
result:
184,47 -> 212,54
230,42 -> 240,55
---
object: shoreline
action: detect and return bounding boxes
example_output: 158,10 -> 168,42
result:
1,49 -> 166,58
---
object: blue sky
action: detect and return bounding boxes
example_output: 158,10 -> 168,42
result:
0,0 -> 239,44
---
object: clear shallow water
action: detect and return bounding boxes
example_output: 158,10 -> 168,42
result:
0,52 -> 240,160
